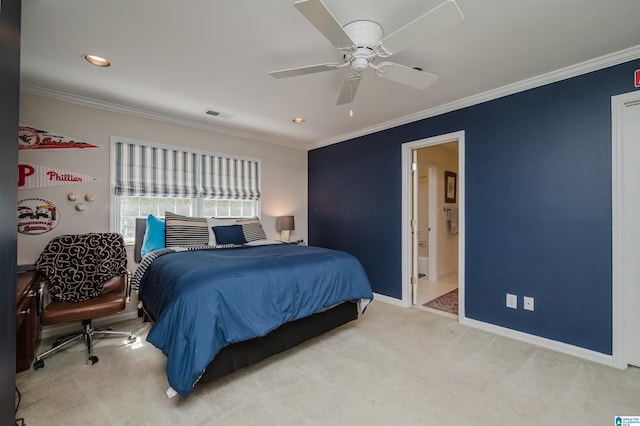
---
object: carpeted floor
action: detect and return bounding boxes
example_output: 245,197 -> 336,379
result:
423,288 -> 458,314
14,301 -> 640,425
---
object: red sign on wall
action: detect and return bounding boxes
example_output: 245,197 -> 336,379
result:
636,69 -> 640,88
18,126 -> 101,150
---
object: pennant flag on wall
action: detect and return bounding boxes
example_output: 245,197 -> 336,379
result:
18,163 -> 102,190
18,125 -> 101,150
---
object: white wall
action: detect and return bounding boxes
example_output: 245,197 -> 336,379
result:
18,93 -> 309,266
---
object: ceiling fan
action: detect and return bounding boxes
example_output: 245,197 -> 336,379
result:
270,0 -> 464,105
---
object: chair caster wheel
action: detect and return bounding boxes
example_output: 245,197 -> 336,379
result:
33,359 -> 44,370
127,335 -> 137,344
87,355 -> 99,365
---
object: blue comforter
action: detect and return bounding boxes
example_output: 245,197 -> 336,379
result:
137,243 -> 373,398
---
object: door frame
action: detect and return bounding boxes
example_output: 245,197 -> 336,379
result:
401,130 -> 465,313
611,90 -> 640,368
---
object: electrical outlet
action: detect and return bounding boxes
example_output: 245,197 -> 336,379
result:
506,293 -> 517,309
524,296 -> 535,311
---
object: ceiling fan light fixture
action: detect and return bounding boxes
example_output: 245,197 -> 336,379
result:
83,54 -> 110,67
343,20 -> 384,49
270,0 -> 464,105
350,57 -> 369,72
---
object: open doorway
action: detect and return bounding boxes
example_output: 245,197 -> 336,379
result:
415,144 -> 459,316
401,131 -> 465,319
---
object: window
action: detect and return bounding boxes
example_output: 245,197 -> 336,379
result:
118,196 -> 194,242
111,138 -> 260,243
202,199 -> 256,218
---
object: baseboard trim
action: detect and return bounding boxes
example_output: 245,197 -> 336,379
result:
372,292 -> 406,307
372,292 -> 615,367
460,317 -> 616,368
40,310 -> 140,340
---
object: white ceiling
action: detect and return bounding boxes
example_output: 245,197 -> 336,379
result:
19,0 -> 640,150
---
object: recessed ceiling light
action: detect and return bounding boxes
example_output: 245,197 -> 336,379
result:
83,54 -> 110,67
292,118 -> 305,123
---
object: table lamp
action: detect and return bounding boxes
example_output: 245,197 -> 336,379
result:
276,215 -> 294,242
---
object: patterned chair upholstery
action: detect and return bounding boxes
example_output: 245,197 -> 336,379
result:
33,233 -> 136,369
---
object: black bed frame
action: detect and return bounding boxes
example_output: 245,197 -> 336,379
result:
133,218 -> 359,386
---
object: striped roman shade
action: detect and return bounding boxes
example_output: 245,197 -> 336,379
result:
200,154 -> 260,200
114,141 -> 198,197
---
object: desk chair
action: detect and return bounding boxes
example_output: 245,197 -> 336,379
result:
33,233 -> 136,369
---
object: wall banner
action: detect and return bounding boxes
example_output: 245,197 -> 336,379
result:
18,163 -> 102,190
18,198 -> 60,234
19,125 -> 101,150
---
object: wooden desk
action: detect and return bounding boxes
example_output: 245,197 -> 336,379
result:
16,271 -> 41,372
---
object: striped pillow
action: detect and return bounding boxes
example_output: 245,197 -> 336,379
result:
238,218 -> 267,242
164,212 -> 210,247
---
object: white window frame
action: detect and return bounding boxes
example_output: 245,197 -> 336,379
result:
110,137 -> 261,244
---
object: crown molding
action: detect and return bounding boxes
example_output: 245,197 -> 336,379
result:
309,44 -> 640,150
21,45 -> 640,153
19,83 -> 307,151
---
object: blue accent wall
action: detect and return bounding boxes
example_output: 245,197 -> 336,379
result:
308,59 -> 640,355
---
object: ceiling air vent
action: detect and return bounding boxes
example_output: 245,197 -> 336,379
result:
204,109 -> 233,119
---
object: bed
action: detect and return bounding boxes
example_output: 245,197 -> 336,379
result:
132,216 -> 373,398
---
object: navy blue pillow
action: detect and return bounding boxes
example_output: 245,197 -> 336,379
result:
212,224 -> 247,245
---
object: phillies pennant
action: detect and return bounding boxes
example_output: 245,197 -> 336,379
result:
18,125 -> 101,150
18,163 -> 102,190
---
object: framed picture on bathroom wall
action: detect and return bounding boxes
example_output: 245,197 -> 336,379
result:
444,171 -> 457,203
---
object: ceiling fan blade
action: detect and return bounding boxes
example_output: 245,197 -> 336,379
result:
294,0 -> 356,53
375,62 -> 438,90
375,0 -> 464,57
270,62 -> 342,79
336,73 -> 362,105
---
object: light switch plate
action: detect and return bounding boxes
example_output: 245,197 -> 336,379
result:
506,293 -> 517,309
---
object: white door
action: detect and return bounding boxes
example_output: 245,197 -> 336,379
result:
428,166 -> 438,281
411,149 -> 419,304
624,100 -> 640,367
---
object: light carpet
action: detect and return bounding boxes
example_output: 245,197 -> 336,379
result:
15,301 -> 640,425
